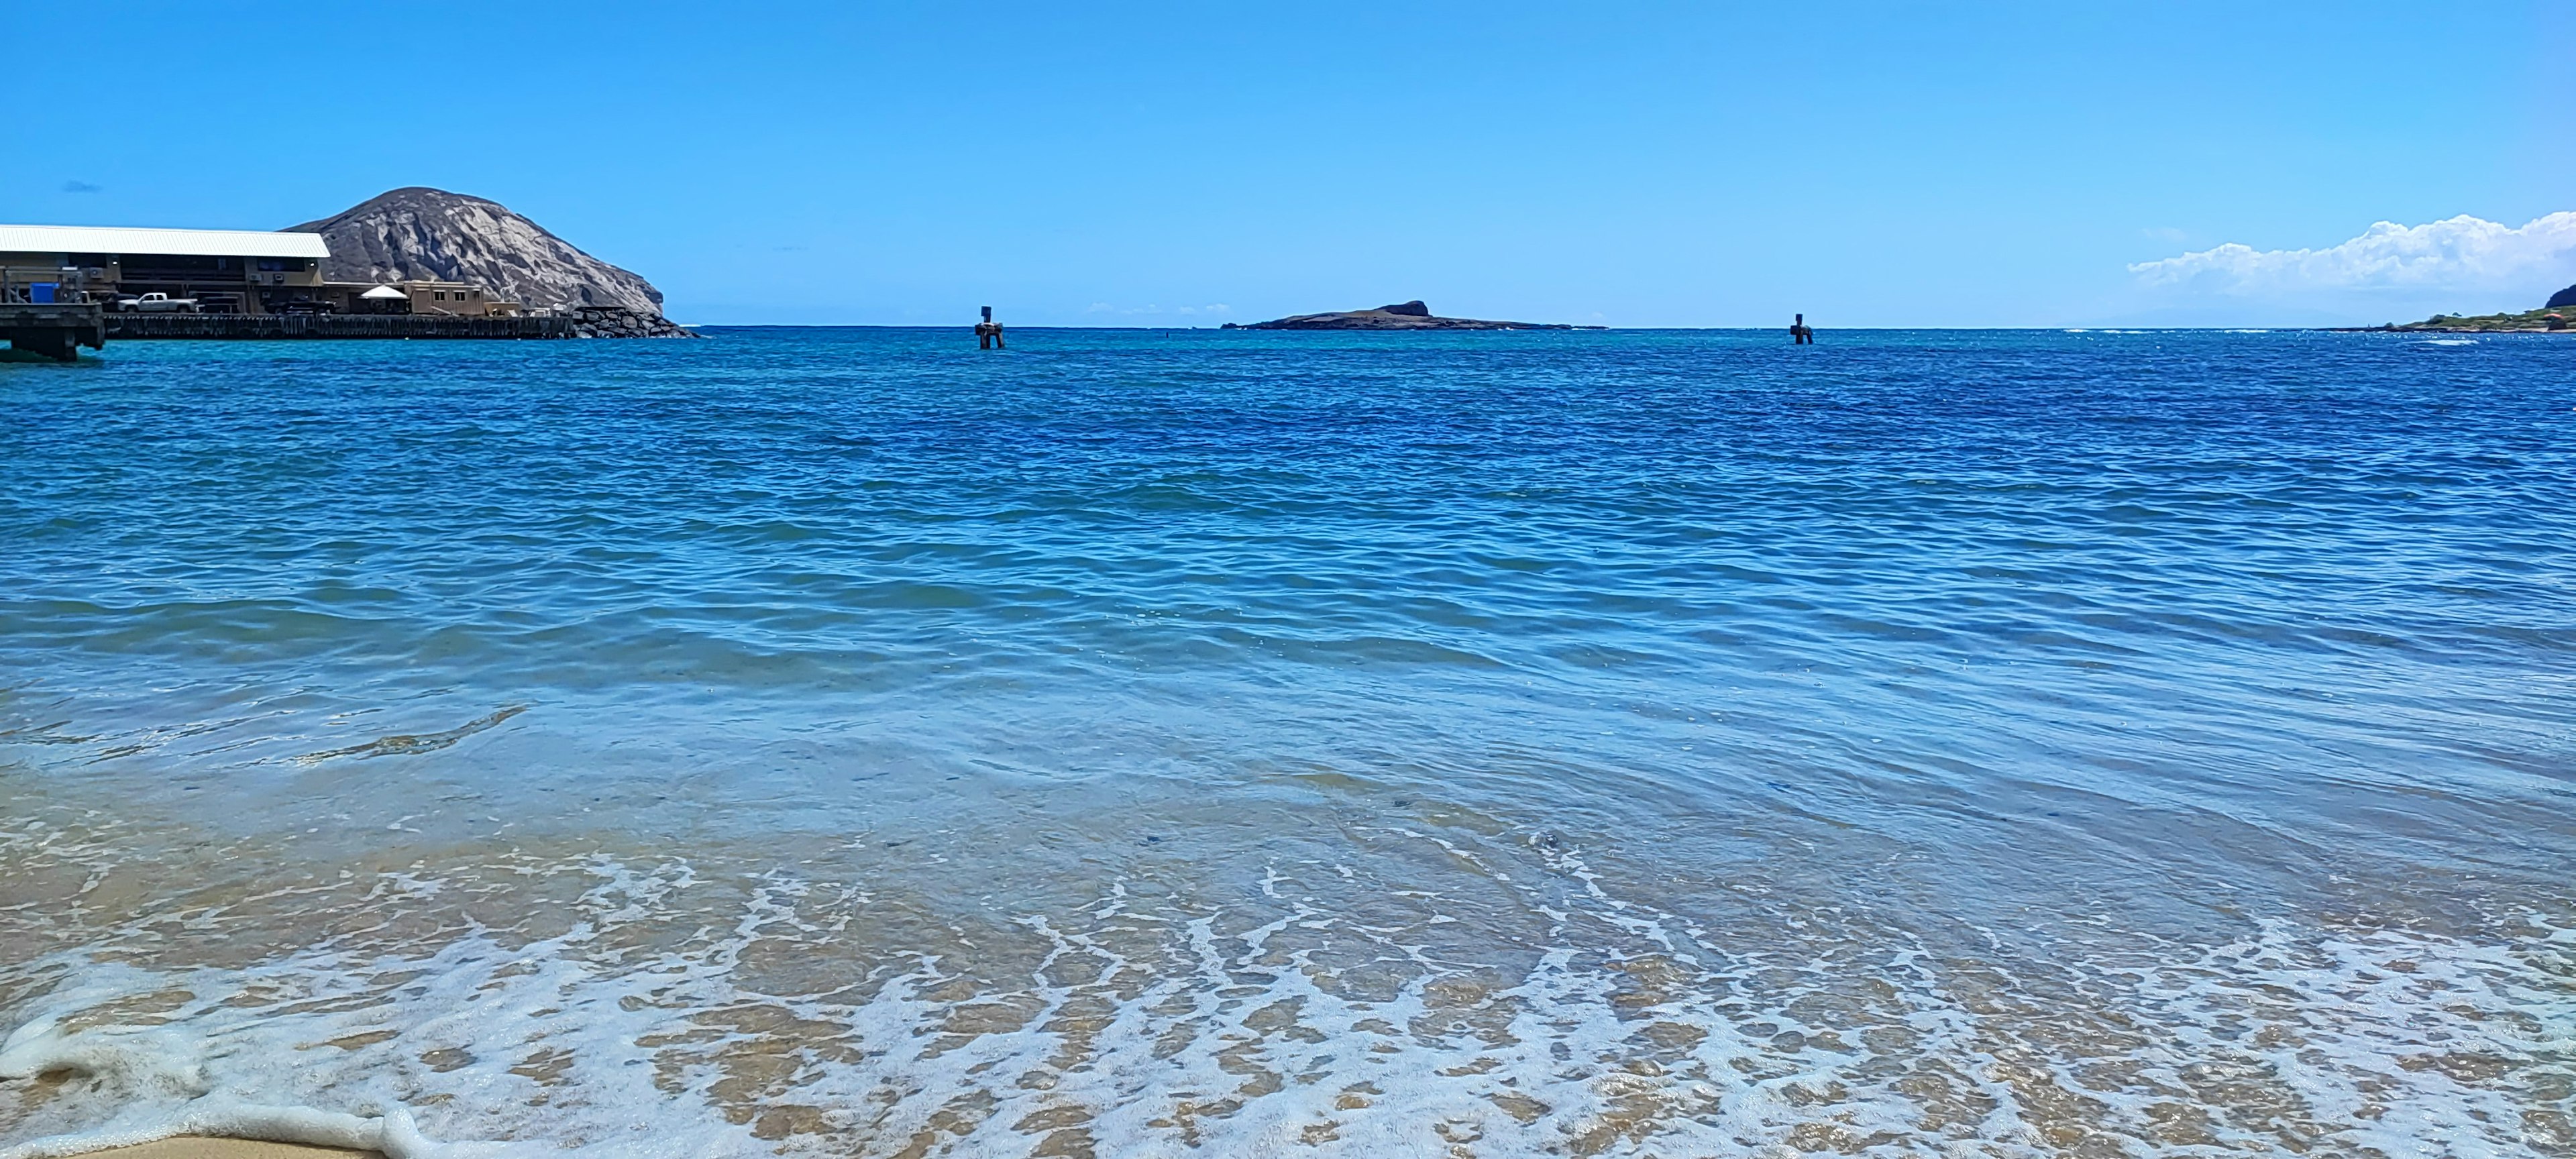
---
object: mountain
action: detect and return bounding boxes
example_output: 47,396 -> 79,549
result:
1224,300 -> 1595,331
287,188 -> 664,316
2548,283 -> 2576,310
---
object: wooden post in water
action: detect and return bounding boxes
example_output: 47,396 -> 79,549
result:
976,306 -> 1005,350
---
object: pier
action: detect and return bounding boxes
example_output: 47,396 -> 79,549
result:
105,313 -> 576,340
1,309 -> 628,354
0,302 -> 107,361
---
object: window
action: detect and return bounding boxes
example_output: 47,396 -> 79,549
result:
434,291 -> 447,300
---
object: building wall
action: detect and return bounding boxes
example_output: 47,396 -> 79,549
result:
3,251 -> 320,313
1,252 -> 91,303
250,256 -> 323,290
0,251 -> 76,287
407,282 -> 493,317
5,254 -> 496,316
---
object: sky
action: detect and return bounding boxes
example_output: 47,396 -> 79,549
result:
5,3 -> 2569,327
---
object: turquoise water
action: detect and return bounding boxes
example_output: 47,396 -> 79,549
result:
2,329 -> 2571,1157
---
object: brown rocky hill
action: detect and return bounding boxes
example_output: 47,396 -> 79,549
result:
288,187 -> 665,316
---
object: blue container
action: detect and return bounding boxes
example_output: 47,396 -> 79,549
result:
30,282 -> 58,303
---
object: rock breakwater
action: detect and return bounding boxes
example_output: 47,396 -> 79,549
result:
569,306 -> 696,339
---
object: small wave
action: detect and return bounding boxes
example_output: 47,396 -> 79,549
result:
0,722 -> 99,747
0,1100 -> 451,1159
295,706 -> 525,765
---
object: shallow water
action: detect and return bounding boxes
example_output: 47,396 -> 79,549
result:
3,328 -> 2571,1157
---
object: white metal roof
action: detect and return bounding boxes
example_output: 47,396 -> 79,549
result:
0,224 -> 330,259
362,284 -> 409,299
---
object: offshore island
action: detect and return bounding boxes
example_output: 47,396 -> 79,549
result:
1222,299 -> 1601,330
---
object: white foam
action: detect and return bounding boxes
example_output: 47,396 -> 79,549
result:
0,1101 -> 449,1159
0,996 -> 483,1158
4,843 -> 2570,1157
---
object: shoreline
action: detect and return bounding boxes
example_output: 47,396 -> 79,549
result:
2332,325 -> 2575,334
78,1140 -> 374,1159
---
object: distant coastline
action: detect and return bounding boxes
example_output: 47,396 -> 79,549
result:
2345,308 -> 2571,334
2343,284 -> 2575,333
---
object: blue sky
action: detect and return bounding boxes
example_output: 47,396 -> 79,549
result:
6,3 -> 2569,327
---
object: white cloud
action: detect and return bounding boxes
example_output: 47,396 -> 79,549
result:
2130,212 -> 2576,295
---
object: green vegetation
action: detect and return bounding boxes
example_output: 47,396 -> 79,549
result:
2387,305 -> 2571,332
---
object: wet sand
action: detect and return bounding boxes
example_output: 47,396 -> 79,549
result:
80,1142 -> 371,1159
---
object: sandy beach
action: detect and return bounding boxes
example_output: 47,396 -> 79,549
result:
79,1143 -> 368,1159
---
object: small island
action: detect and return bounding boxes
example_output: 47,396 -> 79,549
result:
1223,300 -> 1599,331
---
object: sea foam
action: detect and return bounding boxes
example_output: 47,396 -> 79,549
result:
5,844 -> 2569,1158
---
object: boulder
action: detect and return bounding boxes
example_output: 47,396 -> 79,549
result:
568,306 -> 695,339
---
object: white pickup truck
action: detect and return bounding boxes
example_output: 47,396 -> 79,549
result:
116,292 -> 201,314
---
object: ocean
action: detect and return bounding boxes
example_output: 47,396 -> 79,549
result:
2,328 -> 2570,1158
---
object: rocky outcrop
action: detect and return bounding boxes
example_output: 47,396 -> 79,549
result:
1225,300 -> 1595,331
2548,284 -> 2576,310
288,188 -> 666,316
569,306 -> 694,339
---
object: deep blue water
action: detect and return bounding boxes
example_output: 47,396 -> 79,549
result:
2,328 -> 2571,1157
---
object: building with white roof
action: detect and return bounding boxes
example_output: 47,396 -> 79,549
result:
0,223 -> 521,318
0,224 -> 331,315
